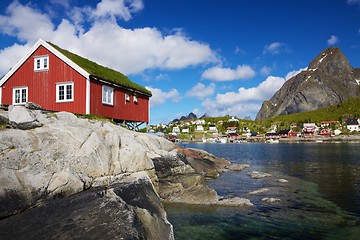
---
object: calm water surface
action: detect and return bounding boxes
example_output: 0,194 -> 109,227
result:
166,142 -> 360,240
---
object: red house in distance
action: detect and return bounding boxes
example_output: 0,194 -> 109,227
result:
0,39 -> 152,130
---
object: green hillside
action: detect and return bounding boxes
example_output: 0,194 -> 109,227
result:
255,97 -> 360,131
266,97 -> 359,122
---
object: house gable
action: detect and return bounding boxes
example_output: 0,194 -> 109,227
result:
0,39 -> 89,87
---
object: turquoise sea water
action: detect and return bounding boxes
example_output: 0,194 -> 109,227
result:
166,142 -> 360,240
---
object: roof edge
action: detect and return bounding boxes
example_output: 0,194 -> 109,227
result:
90,75 -> 152,97
0,39 -> 90,87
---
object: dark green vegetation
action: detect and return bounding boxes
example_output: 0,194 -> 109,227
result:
48,42 -> 151,96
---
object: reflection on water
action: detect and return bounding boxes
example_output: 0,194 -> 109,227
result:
167,142 -> 360,239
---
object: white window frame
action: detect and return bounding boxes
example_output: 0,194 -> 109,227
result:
102,85 -> 114,105
12,86 -> 28,105
125,93 -> 130,102
34,55 -> 49,71
56,82 -> 74,103
133,94 -> 138,104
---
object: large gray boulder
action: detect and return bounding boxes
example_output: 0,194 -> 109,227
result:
0,173 -> 174,240
8,105 -> 42,129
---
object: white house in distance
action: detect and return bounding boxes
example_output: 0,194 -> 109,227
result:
208,124 -> 217,132
228,117 -> 239,123
182,128 -> 189,133
346,118 -> 360,132
172,126 -> 180,134
196,125 -> 204,132
193,119 -> 205,125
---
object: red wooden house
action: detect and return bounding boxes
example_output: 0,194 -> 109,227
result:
0,39 -> 151,130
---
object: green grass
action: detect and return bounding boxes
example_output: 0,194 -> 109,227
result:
48,42 -> 151,96
76,114 -> 116,124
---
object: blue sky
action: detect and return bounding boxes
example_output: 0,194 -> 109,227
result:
1,0 -> 360,124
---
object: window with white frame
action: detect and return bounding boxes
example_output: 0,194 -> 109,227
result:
102,85 -> 114,105
13,87 -> 28,105
125,93 -> 130,102
34,56 -> 49,71
133,94 -> 138,103
56,82 -> 74,102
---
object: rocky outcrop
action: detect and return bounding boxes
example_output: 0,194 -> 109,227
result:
0,173 -> 173,240
0,106 -> 179,239
256,47 -> 360,119
0,109 -> 174,217
0,106 -> 251,238
153,148 -> 252,206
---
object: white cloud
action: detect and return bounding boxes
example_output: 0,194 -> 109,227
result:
234,46 -> 245,54
0,43 -> 31,75
0,1 -> 54,43
347,0 -> 360,5
155,73 -> 169,81
327,35 -> 339,45
260,66 -> 272,76
186,83 -> 215,98
201,76 -> 286,118
90,0 -> 144,22
285,67 -> 307,80
145,86 -> 181,108
200,66 -> 307,118
263,42 -> 285,55
192,108 -> 200,116
50,0 -> 72,8
68,0 -> 143,24
0,1 -> 217,75
201,65 -> 256,81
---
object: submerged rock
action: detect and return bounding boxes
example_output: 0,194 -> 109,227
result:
225,163 -> 250,171
249,188 -> 270,195
217,197 -> 254,207
262,197 -> 281,203
278,178 -> 289,183
249,171 -> 272,179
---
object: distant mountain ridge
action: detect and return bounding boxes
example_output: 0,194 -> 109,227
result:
256,47 -> 360,120
172,112 -> 210,122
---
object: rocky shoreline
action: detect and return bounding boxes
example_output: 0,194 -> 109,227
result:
0,105 -> 254,239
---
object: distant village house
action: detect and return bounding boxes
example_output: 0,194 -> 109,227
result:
346,118 -> 360,132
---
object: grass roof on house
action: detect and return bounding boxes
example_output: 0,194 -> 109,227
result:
48,42 -> 151,96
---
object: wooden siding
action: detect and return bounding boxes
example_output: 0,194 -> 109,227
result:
90,80 -> 149,123
1,46 -> 87,114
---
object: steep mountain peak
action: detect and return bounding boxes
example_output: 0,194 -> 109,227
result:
256,47 -> 360,120
307,47 -> 352,74
187,112 -> 197,119
200,113 -> 209,119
